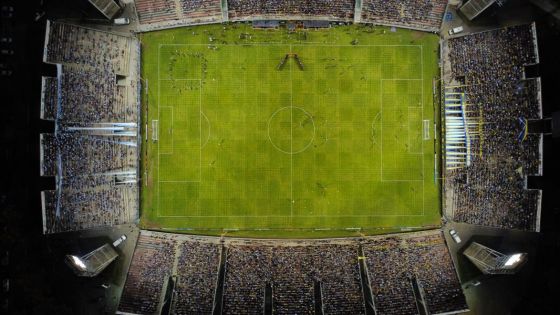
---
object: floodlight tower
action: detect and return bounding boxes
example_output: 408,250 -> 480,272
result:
463,242 -> 527,275
65,235 -> 127,277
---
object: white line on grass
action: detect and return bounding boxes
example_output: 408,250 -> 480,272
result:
156,52 -> 203,216
157,44 -> 161,217
153,44 -> 431,220
200,111 -> 211,149
382,179 -> 425,184
379,78 -> 426,216
290,44 -> 293,218
199,79 -> 202,185
160,43 -> 423,47
157,214 -> 427,218
381,79 -> 425,181
421,45 -> 425,216
159,180 -> 204,183
380,80 -> 383,181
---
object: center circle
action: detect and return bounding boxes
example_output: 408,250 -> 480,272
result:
268,106 -> 315,154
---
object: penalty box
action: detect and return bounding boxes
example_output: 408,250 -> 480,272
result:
380,79 -> 427,182
158,79 -> 202,183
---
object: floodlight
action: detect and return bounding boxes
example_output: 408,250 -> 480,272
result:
70,255 -> 87,270
504,253 -> 522,266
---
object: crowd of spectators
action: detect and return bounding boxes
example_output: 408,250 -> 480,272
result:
179,0 -> 222,19
134,0 -> 222,29
40,76 -> 57,121
173,240 -> 220,314
223,242 -> 364,314
314,244 -> 364,314
446,24 -> 542,231
364,238 -> 418,315
53,134 -> 137,177
42,175 -> 138,234
227,0 -> 355,21
364,232 -> 468,314
271,246 -> 315,314
39,133 -> 57,177
119,232 -> 222,315
45,21 -> 132,75
119,232 -> 467,314
133,0 -> 451,28
119,233 -> 177,314
407,234 -> 468,314
58,65 -> 135,123
40,133 -> 138,233
40,21 -> 140,234
135,0 -> 178,24
223,244 -> 272,314
361,0 -> 447,31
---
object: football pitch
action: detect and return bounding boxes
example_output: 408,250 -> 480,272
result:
140,24 -> 441,237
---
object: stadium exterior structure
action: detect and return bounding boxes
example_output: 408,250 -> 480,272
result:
37,0 -> 547,313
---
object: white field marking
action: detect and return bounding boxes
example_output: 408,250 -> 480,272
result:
160,43 -> 423,47
156,64 -> 203,216
380,79 -> 424,181
154,44 -> 430,218
290,44 -> 293,218
199,79 -> 202,186
159,180 -> 202,183
267,106 -> 316,154
157,44 -> 161,217
384,179 -> 424,182
201,111 -> 211,149
380,80 -> 383,180
157,214 -> 427,218
159,106 -> 173,155
420,45 -> 425,216
423,120 -> 430,140
151,120 -> 158,141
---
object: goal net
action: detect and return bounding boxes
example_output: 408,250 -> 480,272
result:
152,120 -> 158,141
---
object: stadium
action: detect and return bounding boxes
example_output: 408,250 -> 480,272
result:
2,0 -> 560,314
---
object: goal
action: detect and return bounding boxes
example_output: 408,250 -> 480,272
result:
152,120 -> 158,141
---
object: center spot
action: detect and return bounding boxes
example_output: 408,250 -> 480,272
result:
268,106 -> 315,154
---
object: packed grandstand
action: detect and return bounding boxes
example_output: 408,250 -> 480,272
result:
37,0 -> 544,314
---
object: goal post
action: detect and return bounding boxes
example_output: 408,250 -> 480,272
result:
152,120 -> 158,141
423,120 -> 430,140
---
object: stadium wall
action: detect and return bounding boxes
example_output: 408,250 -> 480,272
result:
360,21 -> 440,33
135,17 -> 223,33
535,189 -> 542,232
40,76 -> 54,121
531,22 -> 540,63
40,191 -> 49,234
228,14 -> 351,23
42,20 -> 50,63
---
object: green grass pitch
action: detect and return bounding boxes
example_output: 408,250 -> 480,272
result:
139,24 -> 441,237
